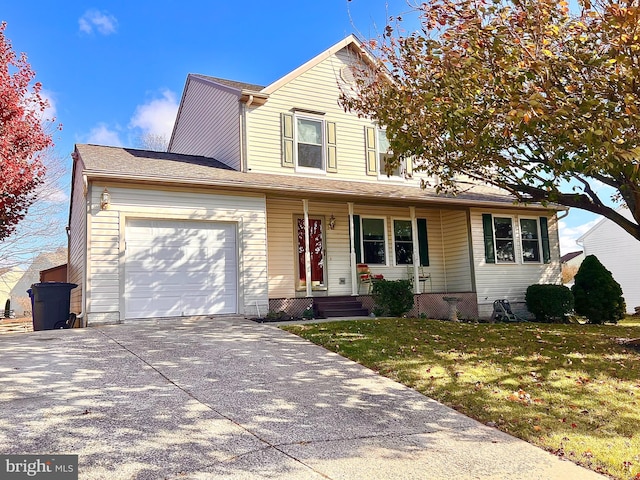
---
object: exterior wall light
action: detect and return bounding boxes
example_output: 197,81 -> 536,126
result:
329,214 -> 336,230
100,188 -> 111,210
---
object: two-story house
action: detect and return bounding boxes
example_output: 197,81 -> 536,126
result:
67,35 -> 562,325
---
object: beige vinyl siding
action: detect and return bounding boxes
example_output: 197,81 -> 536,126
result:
86,184 -> 267,322
439,210 -> 473,292
266,198 -> 352,298
470,209 -> 561,318
246,47 -> 433,185
265,198 -> 468,297
68,159 -> 87,315
170,78 -> 241,170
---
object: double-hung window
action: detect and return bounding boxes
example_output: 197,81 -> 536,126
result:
493,217 -> 515,263
296,116 -> 324,170
482,214 -> 551,264
378,129 -> 402,177
393,219 -> 413,265
362,218 -> 386,265
520,218 -> 541,263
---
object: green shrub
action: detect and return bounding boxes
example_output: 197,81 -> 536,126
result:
525,284 -> 574,323
372,279 -> 414,317
572,255 -> 625,324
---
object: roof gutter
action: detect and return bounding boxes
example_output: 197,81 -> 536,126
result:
81,170 -> 559,211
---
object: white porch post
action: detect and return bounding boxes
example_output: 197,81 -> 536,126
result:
348,202 -> 358,296
410,206 -> 421,294
302,199 -> 312,297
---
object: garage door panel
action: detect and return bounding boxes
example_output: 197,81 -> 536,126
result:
125,220 -> 237,319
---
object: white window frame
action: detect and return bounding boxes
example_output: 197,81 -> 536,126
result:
360,216 -> 388,266
392,218 -> 414,266
376,128 -> 405,180
492,215 -> 516,264
519,216 -> 542,264
294,114 -> 326,174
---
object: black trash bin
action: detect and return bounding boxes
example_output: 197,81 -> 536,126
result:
29,282 -> 78,331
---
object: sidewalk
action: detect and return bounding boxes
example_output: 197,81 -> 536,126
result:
0,317 -> 607,479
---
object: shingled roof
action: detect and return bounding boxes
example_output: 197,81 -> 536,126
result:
189,74 -> 265,93
75,144 -> 555,210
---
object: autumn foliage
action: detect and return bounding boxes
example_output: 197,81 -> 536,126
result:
0,22 -> 53,241
343,0 -> 640,242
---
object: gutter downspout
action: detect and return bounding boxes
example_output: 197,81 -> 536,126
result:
75,175 -> 89,327
240,95 -> 254,173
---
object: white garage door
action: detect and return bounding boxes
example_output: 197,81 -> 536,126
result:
125,219 -> 237,319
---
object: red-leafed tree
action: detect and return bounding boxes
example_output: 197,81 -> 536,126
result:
0,21 -> 53,241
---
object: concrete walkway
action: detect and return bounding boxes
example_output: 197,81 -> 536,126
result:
0,317 -> 606,479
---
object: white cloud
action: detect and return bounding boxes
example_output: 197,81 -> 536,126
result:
129,90 -> 179,139
85,123 -> 123,146
39,89 -> 57,122
558,218 -> 600,256
79,10 -> 118,35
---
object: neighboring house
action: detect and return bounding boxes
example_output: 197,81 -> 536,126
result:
0,267 -> 24,315
9,248 -> 68,316
560,250 -> 584,286
578,209 -> 639,313
67,35 -> 562,325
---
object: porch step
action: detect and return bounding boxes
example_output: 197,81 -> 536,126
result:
313,296 -> 369,318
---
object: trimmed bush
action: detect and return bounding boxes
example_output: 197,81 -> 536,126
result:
572,255 -> 625,324
372,279 -> 414,317
525,284 -> 574,323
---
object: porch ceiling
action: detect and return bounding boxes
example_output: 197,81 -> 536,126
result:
76,144 -> 563,211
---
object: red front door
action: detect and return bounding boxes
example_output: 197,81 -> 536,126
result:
297,218 -> 324,287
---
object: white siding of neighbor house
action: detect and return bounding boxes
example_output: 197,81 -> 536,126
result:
85,184 -> 267,323
470,208 -> 561,319
170,77 -> 242,170
266,197 -> 470,298
246,47 -> 435,186
68,159 -> 87,316
580,209 -> 640,313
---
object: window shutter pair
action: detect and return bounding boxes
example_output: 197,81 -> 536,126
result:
481,214 -> 551,264
364,126 -> 413,177
281,113 -> 337,172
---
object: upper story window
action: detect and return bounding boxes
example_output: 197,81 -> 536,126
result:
365,126 -> 411,179
378,129 -> 402,178
296,117 -> 324,170
282,112 -> 337,173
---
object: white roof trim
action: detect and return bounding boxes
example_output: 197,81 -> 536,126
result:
263,34 -> 370,94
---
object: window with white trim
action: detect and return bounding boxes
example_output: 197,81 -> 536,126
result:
493,216 -> 515,263
296,116 -> 324,170
361,217 -> 386,265
377,129 -> 402,177
393,219 -> 413,265
520,218 -> 541,263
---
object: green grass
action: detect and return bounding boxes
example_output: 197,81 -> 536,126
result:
282,318 -> 640,480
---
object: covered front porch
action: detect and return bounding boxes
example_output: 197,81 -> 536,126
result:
265,194 -> 479,320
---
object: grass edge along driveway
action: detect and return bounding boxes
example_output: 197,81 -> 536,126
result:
282,318 -> 640,480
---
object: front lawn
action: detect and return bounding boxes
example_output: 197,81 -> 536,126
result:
282,318 -> 640,480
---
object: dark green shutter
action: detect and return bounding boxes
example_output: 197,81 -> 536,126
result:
417,218 -> 429,266
540,216 -> 551,264
482,214 -> 496,264
352,214 -> 362,263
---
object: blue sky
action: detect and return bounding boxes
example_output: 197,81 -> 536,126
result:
2,0 -> 602,259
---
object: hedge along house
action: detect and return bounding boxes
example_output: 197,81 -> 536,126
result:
67,35 -> 563,325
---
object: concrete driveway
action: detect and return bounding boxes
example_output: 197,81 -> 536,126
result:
0,317 -> 606,479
